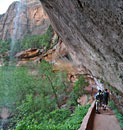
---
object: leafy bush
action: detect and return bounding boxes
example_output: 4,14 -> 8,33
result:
1,62 -> 91,130
62,104 -> 90,130
37,60 -> 70,109
109,100 -> 115,110
0,41 -> 10,54
0,60 -> 69,109
0,25 -> 53,58
69,75 -> 89,106
2,61 -> 70,128
15,104 -> 90,130
0,66 -> 38,108
43,109 -> 71,124
109,100 -> 123,128
13,25 -> 53,54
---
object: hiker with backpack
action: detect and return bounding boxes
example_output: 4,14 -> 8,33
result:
95,89 -> 103,114
103,89 -> 109,110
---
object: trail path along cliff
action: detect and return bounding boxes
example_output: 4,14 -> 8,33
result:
79,87 -> 122,130
92,107 -> 121,130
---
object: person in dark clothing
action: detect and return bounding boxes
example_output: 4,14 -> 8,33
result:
103,89 -> 109,110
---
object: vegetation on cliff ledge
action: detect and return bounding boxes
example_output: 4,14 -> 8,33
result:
0,25 -> 53,64
0,25 -> 90,130
0,61 -> 89,130
109,100 -> 123,128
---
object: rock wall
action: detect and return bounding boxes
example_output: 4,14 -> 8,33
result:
0,0 -> 50,41
40,0 -> 123,94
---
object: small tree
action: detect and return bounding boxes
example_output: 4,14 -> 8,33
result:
38,60 -> 70,109
70,75 -> 89,106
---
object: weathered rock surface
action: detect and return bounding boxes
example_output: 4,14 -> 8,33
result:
15,48 -> 42,66
40,0 -> 123,94
0,0 -> 50,41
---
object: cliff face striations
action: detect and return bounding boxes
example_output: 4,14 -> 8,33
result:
40,0 -> 123,93
0,0 -> 50,41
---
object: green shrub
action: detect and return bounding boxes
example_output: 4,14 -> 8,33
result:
69,75 -> 89,106
62,104 -> 90,130
109,100 -> 123,128
43,109 -> 72,124
13,25 -> 53,54
6,61 -> 71,129
0,66 -> 38,108
0,41 -> 10,54
4,62 -> 90,130
109,100 -> 116,110
0,25 -> 53,58
15,104 -> 90,130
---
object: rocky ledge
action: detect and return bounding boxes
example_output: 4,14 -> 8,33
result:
39,0 -> 123,113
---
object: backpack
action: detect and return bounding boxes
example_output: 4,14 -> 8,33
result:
96,93 -> 102,100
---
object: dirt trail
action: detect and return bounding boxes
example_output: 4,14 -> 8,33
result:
79,86 -> 122,130
92,106 -> 121,130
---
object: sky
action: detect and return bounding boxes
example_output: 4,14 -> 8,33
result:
0,0 -> 19,14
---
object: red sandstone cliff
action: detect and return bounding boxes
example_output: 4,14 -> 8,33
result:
0,0 -> 50,41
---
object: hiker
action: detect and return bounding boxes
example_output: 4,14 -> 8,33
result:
95,89 -> 103,114
103,89 -> 109,110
